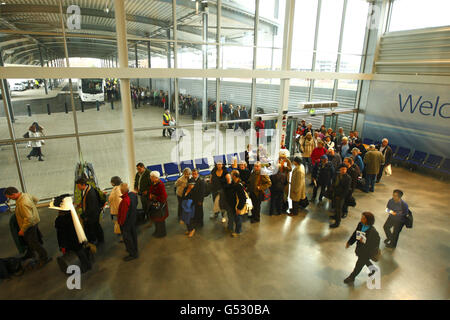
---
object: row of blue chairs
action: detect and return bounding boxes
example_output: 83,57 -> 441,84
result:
363,138 -> 449,175
146,151 -> 246,183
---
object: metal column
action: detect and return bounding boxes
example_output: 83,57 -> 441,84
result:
277,0 -> 295,150
115,0 -> 137,185
58,0 -> 81,155
172,0 -> 180,164
135,43 -> 139,88
202,4 -> 208,128
147,41 -> 152,90
38,46 -> 48,95
308,0 -> 322,101
250,0 -> 260,147
215,0 -> 222,153
166,29 -> 172,111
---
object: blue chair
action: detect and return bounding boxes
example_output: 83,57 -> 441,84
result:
213,154 -> 226,165
195,158 -> 211,176
226,153 -> 238,165
238,151 -> 246,162
406,150 -> 427,166
363,138 -> 373,145
437,158 -> 450,175
421,154 -> 443,170
392,147 -> 411,161
0,188 -> 10,213
147,165 -> 167,183
163,162 -> 181,182
180,160 -> 195,172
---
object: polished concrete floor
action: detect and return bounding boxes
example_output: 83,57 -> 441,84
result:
0,166 -> 449,300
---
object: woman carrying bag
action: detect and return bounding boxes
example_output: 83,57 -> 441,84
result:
108,176 -> 123,242
148,171 -> 169,238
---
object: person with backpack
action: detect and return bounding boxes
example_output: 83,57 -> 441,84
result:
383,189 -> 409,249
76,177 -> 105,245
344,211 -> 380,284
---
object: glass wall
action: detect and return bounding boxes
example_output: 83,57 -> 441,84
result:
0,0 -> 371,199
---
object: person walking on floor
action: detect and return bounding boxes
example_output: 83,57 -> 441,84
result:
26,122 -> 45,162
76,177 -> 105,245
148,171 -> 169,238
363,144 -> 384,193
288,157 -> 306,216
228,170 -> 247,237
134,163 -> 151,224
117,183 -> 138,261
4,187 -> 51,268
344,211 -> 380,284
248,161 -> 272,223
383,189 -> 408,249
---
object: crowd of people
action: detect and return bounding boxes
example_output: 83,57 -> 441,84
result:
3,120 -> 411,285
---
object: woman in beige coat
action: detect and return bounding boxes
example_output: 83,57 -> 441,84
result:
109,176 -> 123,240
175,168 -> 191,224
289,157 -> 306,216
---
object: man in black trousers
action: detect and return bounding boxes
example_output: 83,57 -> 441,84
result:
376,138 -> 393,183
330,164 -> 351,228
118,183 -> 138,261
76,177 -> 104,245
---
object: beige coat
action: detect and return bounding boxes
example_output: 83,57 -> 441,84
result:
300,137 -> 315,158
290,164 -> 306,202
175,175 -> 189,197
15,193 -> 40,233
108,186 -> 122,216
364,150 -> 385,175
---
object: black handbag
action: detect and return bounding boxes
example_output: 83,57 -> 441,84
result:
149,201 -> 166,219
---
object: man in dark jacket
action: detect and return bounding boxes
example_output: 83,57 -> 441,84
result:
354,139 -> 367,160
376,138 -> 393,183
342,157 -> 360,218
118,183 -> 138,261
383,189 -> 408,249
330,164 -> 351,228
344,211 -> 380,284
76,178 -> 104,244
312,155 -> 334,202
134,163 -> 151,221
240,106 -> 249,131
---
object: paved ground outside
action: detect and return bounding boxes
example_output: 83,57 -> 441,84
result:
0,167 -> 448,299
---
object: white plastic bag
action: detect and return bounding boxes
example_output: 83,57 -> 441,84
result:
384,164 -> 392,176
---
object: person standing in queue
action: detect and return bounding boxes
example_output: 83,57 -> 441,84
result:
117,183 -> 138,261
148,171 -> 169,238
248,161 -> 271,223
330,164 -> 351,228
288,157 -> 306,216
134,163 -> 151,224
184,169 -> 206,236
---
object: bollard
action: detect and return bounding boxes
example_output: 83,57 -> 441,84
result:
27,104 -> 32,117
111,100 -> 114,110
96,100 -> 100,111
81,100 -> 84,112
47,103 -> 51,115
64,101 -> 68,113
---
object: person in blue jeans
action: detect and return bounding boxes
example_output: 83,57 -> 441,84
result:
363,145 -> 384,193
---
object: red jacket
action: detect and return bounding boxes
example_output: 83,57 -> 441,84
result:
311,147 -> 327,165
117,193 -> 130,226
255,121 -> 265,138
148,181 -> 169,222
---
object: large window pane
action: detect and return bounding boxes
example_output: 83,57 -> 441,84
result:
17,137 -> 79,199
389,0 -> 450,32
315,0 -> 344,71
336,80 -> 357,109
291,0 -> 318,71
0,145 -> 21,192
222,46 -> 253,69
256,79 -> 280,114
341,0 -> 369,55
312,80 -> 334,102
